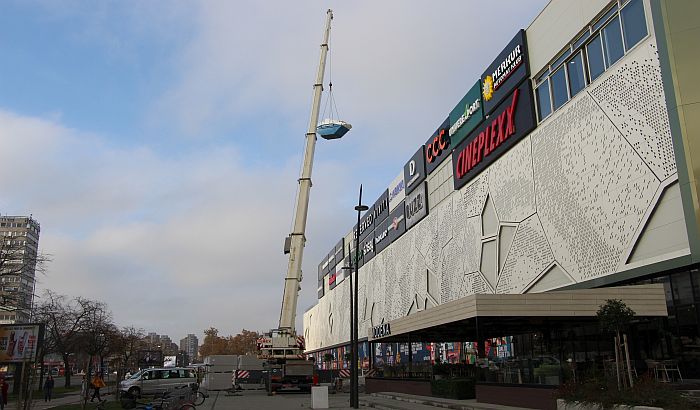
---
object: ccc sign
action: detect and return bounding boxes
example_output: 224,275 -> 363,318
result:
425,129 -> 449,164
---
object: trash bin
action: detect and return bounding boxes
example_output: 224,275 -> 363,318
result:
311,385 -> 329,409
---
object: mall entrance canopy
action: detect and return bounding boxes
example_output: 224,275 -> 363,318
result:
367,285 -> 668,344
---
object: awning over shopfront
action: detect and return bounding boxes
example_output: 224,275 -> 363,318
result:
367,285 -> 667,343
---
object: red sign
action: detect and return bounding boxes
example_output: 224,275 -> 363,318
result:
452,80 -> 536,190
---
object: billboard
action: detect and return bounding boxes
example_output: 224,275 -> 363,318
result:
404,146 -> 426,195
405,182 -> 428,230
425,118 -> 452,175
387,200 -> 407,243
452,80 -> 537,190
0,324 -> 43,362
388,172 -> 405,211
449,81 -> 484,147
481,30 -> 529,115
138,350 -> 164,368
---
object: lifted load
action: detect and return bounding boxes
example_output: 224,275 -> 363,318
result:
317,119 -> 352,140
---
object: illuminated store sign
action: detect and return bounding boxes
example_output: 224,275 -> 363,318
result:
404,147 -> 426,194
405,182 -> 428,230
449,81 -> 484,146
359,190 -> 389,240
373,323 -> 391,339
387,200 -> 406,243
360,234 -> 375,266
452,81 -> 536,189
481,30 -> 529,114
388,172 -> 405,211
425,117 -> 451,175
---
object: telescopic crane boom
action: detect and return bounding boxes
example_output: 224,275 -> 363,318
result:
258,9 -> 334,363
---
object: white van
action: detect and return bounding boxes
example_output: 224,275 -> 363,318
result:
119,367 -> 197,397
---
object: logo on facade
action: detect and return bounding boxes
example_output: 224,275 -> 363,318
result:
405,183 -> 428,230
449,98 -> 481,137
372,323 -> 391,339
482,75 -> 494,101
391,214 -> 404,231
426,129 -> 449,164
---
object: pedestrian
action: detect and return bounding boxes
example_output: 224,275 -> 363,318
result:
80,375 -> 88,402
90,373 -> 106,402
0,377 -> 8,410
44,375 -> 55,402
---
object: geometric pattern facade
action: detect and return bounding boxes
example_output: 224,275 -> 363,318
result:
304,36 -> 690,352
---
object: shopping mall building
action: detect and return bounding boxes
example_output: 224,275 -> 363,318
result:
303,0 -> 699,406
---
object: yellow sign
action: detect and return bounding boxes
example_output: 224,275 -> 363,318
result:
482,75 -> 494,101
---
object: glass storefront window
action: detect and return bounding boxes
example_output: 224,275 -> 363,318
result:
621,0 -> 648,51
550,67 -> 569,110
536,81 -> 552,120
603,16 -> 625,67
567,51 -> 586,97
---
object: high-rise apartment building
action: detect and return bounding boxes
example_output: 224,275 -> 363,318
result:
0,216 -> 40,324
179,334 -> 198,362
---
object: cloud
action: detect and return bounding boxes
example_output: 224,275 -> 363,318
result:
0,109 -> 353,339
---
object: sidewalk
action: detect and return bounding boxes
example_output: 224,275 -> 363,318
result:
361,392 -> 530,410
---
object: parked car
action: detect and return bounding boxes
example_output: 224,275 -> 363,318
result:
119,367 -> 197,397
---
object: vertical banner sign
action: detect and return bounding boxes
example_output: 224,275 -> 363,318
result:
0,324 -> 43,362
404,146 -> 426,195
425,117 -> 452,175
405,182 -> 428,230
481,30 -> 530,115
388,172 -> 405,211
449,81 -> 484,147
334,238 -> 344,263
328,271 -> 337,290
334,261 -> 346,285
452,80 -> 537,189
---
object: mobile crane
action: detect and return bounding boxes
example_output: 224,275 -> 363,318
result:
257,9 -> 347,392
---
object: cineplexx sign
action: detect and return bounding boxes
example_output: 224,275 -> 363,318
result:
452,80 -> 537,189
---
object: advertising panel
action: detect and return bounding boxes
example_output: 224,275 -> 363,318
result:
404,146 -> 426,195
329,271 -> 337,290
387,200 -> 406,243
334,262 -> 345,285
373,190 -> 389,226
452,80 -> 536,190
334,238 -> 345,261
318,261 -> 324,281
481,30 -> 529,115
318,285 -> 324,299
374,218 -> 390,254
405,182 -> 428,230
359,190 -> 389,240
0,324 -> 43,362
327,250 -> 336,272
388,172 -> 405,211
360,234 -> 375,266
425,117 -> 452,175
449,81 -> 484,146
138,350 -> 164,368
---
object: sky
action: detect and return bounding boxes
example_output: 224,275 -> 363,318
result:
0,0 -> 548,344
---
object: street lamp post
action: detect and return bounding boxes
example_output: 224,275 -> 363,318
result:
352,185 -> 368,409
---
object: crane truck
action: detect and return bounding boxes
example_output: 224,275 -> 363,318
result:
257,9 -> 339,393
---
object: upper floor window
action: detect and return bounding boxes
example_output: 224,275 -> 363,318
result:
534,0 -> 648,122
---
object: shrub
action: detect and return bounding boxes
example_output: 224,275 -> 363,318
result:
556,373 -> 695,409
430,378 -> 475,400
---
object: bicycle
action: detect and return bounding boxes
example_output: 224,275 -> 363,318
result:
119,386 -> 196,410
191,384 -> 208,406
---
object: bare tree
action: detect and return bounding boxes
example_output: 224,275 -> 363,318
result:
33,291 -> 91,388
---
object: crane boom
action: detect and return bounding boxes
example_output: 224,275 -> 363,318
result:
279,9 -> 333,334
